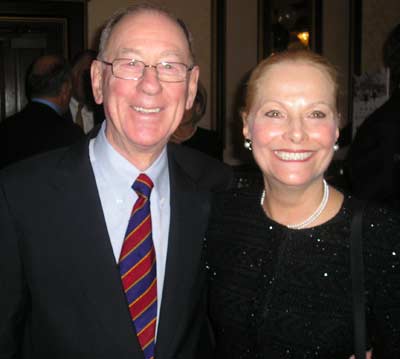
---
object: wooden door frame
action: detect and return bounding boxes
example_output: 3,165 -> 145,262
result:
0,1 -> 87,60
0,1 -> 87,120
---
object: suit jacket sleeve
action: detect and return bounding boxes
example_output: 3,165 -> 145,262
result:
0,173 -> 27,358
346,90 -> 400,202
347,117 -> 398,200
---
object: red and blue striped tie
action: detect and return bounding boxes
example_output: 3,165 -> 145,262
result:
119,174 -> 157,359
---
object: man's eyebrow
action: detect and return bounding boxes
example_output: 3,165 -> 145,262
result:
158,49 -> 185,58
118,48 -> 141,57
117,48 -> 186,60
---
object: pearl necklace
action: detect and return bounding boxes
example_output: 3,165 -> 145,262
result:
260,179 -> 329,230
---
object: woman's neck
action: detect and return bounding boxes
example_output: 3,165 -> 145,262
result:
261,179 -> 343,229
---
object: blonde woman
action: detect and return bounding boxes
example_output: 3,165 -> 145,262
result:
206,50 -> 399,358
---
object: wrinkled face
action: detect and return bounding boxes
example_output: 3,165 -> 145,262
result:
243,61 -> 339,189
91,11 -> 199,163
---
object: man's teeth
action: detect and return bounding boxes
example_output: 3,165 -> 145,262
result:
134,106 -> 161,113
274,151 -> 313,161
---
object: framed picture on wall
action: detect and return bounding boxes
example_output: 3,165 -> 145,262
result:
257,0 -> 322,60
257,0 -> 362,147
0,1 -> 86,120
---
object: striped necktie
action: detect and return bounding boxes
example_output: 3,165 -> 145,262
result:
119,174 -> 157,359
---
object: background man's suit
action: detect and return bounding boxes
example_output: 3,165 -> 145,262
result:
346,87 -> 400,203
0,102 -> 84,168
0,136 -> 232,358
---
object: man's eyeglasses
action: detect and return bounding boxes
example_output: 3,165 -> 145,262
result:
98,58 -> 194,83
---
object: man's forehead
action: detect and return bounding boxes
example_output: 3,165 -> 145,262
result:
117,47 -> 186,59
114,11 -> 183,36
105,12 -> 191,59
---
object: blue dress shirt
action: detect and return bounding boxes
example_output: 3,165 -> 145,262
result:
89,122 -> 170,333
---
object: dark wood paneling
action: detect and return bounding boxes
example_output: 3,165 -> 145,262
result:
212,0 -> 226,145
0,2 -> 86,59
0,1 -> 86,120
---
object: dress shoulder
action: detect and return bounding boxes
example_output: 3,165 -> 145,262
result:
358,198 -> 400,252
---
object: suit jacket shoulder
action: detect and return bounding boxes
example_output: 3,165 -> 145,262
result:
0,102 -> 84,169
167,142 -> 233,191
346,88 -> 400,200
0,138 -> 231,359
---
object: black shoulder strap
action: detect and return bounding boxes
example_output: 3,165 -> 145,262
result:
350,198 -> 366,359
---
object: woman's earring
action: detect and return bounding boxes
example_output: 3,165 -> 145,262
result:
244,138 -> 252,151
333,143 -> 339,152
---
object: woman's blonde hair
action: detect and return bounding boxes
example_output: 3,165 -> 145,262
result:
242,49 -> 340,117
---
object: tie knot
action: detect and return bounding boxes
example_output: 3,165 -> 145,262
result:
132,173 -> 153,199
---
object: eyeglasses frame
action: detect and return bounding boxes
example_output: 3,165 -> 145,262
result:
97,58 -> 195,83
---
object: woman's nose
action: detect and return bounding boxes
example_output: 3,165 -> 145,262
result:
284,117 -> 307,143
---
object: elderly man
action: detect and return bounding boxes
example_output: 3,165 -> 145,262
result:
0,4 -> 231,359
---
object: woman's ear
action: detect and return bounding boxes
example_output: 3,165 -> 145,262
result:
335,112 -> 341,141
242,111 -> 250,139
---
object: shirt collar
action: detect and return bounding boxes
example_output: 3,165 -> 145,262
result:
70,96 -> 85,110
92,122 -> 168,191
31,98 -> 63,116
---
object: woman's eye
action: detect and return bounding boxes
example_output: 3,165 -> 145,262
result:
265,110 -> 281,118
310,111 -> 326,118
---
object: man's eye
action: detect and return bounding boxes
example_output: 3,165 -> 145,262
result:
265,110 -> 280,118
310,111 -> 326,118
127,61 -> 139,67
163,63 -> 173,70
120,60 -> 140,68
161,63 -> 179,72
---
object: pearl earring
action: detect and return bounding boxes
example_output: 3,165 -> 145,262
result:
333,143 -> 339,151
244,138 -> 252,151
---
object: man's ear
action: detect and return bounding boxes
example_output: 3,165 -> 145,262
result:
185,65 -> 199,110
91,60 -> 104,104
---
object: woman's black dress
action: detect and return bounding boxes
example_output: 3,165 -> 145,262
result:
206,188 -> 400,358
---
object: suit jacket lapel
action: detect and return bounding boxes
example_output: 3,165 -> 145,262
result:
51,139 -> 214,357
52,138 -> 143,355
155,147 -> 211,358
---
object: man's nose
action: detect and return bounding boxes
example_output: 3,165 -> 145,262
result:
137,66 -> 162,95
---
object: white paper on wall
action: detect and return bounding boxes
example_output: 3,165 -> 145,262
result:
352,68 -> 390,138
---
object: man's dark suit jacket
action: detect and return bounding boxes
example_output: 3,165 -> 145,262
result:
0,101 -> 84,169
346,87 -> 400,203
182,127 -> 223,161
0,136 -> 232,359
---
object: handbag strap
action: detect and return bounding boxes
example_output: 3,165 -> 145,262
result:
350,199 -> 366,359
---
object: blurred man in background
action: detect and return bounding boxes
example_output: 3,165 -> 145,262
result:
0,54 -> 83,168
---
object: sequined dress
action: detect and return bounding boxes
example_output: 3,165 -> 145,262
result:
206,188 -> 400,358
